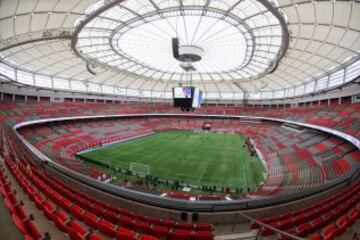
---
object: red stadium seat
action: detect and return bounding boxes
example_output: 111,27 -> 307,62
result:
119,208 -> 133,218
177,222 -> 193,230
12,213 -> 28,235
347,207 -> 359,225
70,204 -> 85,221
67,220 -> 87,240
91,204 -> 105,216
133,220 -> 150,234
192,231 -> 214,240
161,219 -> 176,229
138,234 -> 159,240
83,212 -> 99,229
41,200 -> 55,220
279,218 -> 293,230
12,214 -> 42,240
52,210 -> 68,232
308,233 -> 321,240
7,192 -> 19,205
103,209 -> 118,223
147,216 -> 161,226
116,227 -> 136,240
170,229 -> 192,240
336,215 -> 349,236
310,217 -> 324,231
98,219 -> 116,237
24,220 -> 42,240
33,193 -> 45,210
293,213 -> 308,226
119,215 -> 133,229
59,198 -> 72,212
194,223 -> 212,231
88,233 -> 103,240
322,212 -> 336,224
296,222 -> 312,237
150,225 -> 169,239
322,224 -> 338,240
134,212 -> 148,222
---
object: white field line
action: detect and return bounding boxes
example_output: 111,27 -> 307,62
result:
196,164 -> 207,183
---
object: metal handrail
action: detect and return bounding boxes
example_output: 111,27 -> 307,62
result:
236,211 -> 304,240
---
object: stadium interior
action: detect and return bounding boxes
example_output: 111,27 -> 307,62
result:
0,0 -> 360,240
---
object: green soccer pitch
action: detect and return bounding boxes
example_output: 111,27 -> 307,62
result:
78,130 -> 266,189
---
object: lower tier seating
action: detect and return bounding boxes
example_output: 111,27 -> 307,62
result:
1,133 -> 214,240
251,182 -> 360,240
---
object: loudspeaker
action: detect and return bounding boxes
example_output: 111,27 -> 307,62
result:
181,212 -> 188,221
192,212 -> 199,222
172,38 -> 179,59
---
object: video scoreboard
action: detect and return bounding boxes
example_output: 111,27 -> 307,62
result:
173,87 -> 203,110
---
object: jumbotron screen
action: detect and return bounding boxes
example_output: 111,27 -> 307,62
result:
174,87 -> 192,99
173,87 -> 202,109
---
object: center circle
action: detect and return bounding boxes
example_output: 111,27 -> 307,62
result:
111,11 -> 252,75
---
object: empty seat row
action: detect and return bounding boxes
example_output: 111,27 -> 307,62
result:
251,182 -> 360,239
5,150 -> 214,240
0,162 -> 42,240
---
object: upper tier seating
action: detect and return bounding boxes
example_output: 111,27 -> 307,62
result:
18,117 -> 358,199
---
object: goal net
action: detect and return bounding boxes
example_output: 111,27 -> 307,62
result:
129,162 -> 151,176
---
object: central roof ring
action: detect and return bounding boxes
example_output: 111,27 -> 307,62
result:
109,7 -> 256,73
72,0 -> 290,82
178,45 -> 204,63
